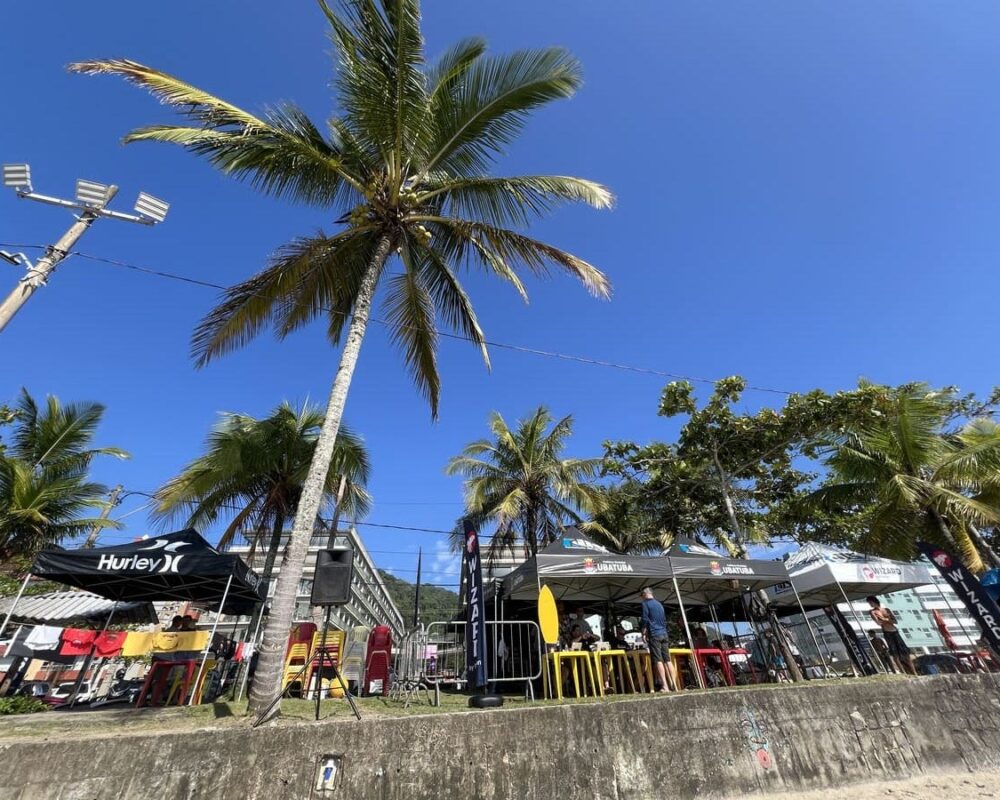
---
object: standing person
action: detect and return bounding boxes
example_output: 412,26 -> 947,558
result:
640,588 -> 675,693
866,596 -> 915,675
868,631 -> 895,673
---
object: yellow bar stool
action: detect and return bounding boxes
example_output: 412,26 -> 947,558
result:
593,649 -> 636,695
627,650 -> 655,693
550,650 -> 599,700
669,648 -> 700,689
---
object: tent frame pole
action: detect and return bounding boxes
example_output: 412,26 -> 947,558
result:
68,601 -> 117,708
788,583 -> 832,677
0,573 -> 31,642
834,580 -> 882,674
190,573 -> 233,706
671,573 -> 705,689
235,607 -> 266,702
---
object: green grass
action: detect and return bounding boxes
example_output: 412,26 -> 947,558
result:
0,674 -> 911,743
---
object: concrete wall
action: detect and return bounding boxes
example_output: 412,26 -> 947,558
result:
1,674 -> 999,799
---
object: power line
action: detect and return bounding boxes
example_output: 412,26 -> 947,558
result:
0,242 -> 794,396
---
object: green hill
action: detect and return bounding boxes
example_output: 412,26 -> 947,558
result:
379,569 -> 460,631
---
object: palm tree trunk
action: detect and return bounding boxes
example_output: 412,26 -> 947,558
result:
967,525 -> 1000,570
248,235 -> 392,720
929,508 -> 986,575
247,514 -> 286,638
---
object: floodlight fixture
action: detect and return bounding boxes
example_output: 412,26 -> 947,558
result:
134,192 -> 169,224
75,179 -> 113,209
0,162 -> 168,334
2,164 -> 32,191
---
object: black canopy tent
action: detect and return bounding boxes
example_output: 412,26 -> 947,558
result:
29,529 -> 265,615
665,537 -> 793,605
502,529 -> 674,605
0,530 -> 266,707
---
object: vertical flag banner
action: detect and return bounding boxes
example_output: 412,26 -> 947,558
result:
823,605 -> 876,675
463,519 -> 488,689
917,541 -> 1000,653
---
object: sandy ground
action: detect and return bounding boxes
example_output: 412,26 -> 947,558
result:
756,771 -> 1000,799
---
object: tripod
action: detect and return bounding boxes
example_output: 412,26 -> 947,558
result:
252,605 -> 361,726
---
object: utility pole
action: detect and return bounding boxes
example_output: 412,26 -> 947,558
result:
0,164 -> 168,334
413,548 -> 423,630
82,484 -> 124,549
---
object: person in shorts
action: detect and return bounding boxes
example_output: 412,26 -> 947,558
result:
866,596 -> 915,675
640,588 -> 676,692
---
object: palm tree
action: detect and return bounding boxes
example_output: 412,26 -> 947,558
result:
71,0 -> 612,717
0,389 -> 128,563
586,483 -> 669,554
809,385 -> 1000,573
446,407 -> 606,561
152,402 -> 370,629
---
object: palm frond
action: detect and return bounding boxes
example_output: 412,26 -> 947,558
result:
191,228 -> 378,366
420,174 -> 613,227
383,243 -> 441,415
418,47 -> 582,178
419,216 -> 611,298
69,59 -> 366,204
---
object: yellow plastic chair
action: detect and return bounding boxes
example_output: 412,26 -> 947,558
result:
282,643 -> 311,692
304,629 -> 346,697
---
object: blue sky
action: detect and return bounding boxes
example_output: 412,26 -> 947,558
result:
4,2 -> 1000,590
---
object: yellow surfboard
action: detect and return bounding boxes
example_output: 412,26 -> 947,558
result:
538,584 -> 559,645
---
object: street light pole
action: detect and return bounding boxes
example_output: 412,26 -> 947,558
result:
0,164 -> 168,334
0,190 -> 115,333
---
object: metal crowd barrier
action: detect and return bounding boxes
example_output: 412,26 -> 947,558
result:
419,620 -> 543,706
389,627 -> 433,707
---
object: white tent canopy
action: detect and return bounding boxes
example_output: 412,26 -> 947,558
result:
769,543 -> 934,608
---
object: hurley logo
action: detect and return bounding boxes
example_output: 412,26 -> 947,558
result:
97,538 -> 191,573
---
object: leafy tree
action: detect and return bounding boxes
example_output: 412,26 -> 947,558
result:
808,384 -> 1000,573
152,401 -> 370,629
0,390 -> 127,563
605,377 -> 820,556
72,0 -> 611,717
447,407 -> 606,561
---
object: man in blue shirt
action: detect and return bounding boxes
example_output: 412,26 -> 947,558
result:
640,587 -> 674,692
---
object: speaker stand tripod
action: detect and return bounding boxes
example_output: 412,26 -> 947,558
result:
252,606 -> 361,726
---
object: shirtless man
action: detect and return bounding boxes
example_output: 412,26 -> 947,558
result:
866,596 -> 915,675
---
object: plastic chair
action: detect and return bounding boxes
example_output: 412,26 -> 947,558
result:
547,650 -> 599,700
592,649 -> 636,695
282,642 -> 312,693
304,630 -> 346,698
167,658 -> 216,705
627,651 -> 655,693
693,647 -> 734,687
137,659 -> 197,707
669,648 -> 701,689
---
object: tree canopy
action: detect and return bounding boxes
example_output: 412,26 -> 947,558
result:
447,406 -> 605,560
603,377 -> 1000,568
0,390 -> 127,563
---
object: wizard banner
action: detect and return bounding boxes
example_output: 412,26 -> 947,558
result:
917,541 -> 1000,653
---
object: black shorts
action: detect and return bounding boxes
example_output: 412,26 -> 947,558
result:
648,635 -> 669,663
884,630 -> 910,659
